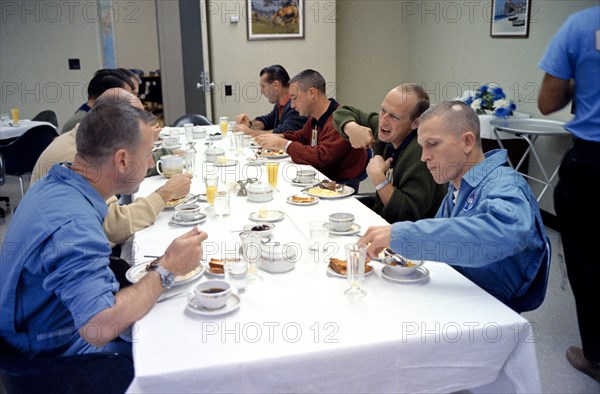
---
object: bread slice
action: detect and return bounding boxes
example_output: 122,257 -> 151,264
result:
208,258 -> 224,274
328,258 -> 372,275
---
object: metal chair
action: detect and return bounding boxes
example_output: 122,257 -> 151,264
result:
0,153 -> 10,218
32,110 -> 59,128
0,125 -> 58,196
171,114 -> 213,127
0,344 -> 134,394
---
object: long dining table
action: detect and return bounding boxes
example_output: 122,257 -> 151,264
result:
124,126 -> 541,393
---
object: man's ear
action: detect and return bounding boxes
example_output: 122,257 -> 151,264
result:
112,149 -> 129,174
462,131 -> 476,154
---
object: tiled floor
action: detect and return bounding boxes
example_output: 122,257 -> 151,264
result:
0,176 -> 598,393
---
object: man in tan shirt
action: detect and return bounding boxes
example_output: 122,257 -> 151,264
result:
31,88 -> 191,246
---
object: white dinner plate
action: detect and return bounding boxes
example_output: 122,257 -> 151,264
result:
326,223 -> 361,236
258,151 -> 289,159
160,127 -> 185,136
186,294 -> 240,316
207,134 -> 223,140
286,195 -> 320,206
161,144 -> 181,150
326,265 -> 374,278
170,213 -> 207,226
209,159 -> 238,167
381,266 -> 430,283
197,191 -> 228,202
302,185 -> 355,199
246,157 -> 268,166
126,262 -> 204,286
249,210 -> 285,222
165,194 -> 198,209
249,143 -> 261,149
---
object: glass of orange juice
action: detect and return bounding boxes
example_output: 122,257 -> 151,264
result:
266,162 -> 279,189
11,108 -> 19,125
204,174 -> 219,208
219,116 -> 229,136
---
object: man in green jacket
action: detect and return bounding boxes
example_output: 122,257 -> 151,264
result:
333,83 -> 446,223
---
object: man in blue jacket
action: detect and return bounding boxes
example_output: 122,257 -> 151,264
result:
360,101 -> 550,313
234,64 -> 306,136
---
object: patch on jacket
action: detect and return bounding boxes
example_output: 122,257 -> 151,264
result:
463,190 -> 477,211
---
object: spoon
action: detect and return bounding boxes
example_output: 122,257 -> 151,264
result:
382,254 -> 409,267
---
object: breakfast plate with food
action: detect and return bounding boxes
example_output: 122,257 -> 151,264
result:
286,194 -> 320,206
165,194 -> 198,208
126,261 -> 204,286
257,149 -> 289,159
302,180 -> 354,199
326,258 -> 374,278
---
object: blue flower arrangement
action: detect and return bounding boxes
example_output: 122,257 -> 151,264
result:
460,83 -> 517,117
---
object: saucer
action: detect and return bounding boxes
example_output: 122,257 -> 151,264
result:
170,213 -> 207,226
204,267 -> 225,278
186,294 -> 240,316
381,266 -> 430,283
326,265 -> 374,278
290,179 -> 319,187
197,191 -> 228,202
211,159 -> 238,167
162,144 -> 181,150
326,223 -> 361,236
249,210 -> 285,222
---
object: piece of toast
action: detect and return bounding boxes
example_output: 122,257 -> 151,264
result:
291,195 -> 314,203
328,258 -> 372,275
208,258 -> 224,274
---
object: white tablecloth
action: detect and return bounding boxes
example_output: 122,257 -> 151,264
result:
0,119 -> 57,140
479,111 -> 530,140
126,126 -> 540,393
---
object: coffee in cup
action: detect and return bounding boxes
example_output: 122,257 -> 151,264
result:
194,280 -> 232,310
174,203 -> 201,221
156,154 -> 184,178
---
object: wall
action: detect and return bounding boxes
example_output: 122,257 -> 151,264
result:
207,0 -> 337,120
113,0 -> 160,72
0,0 -> 103,127
336,0 -> 411,111
405,0 -> 595,214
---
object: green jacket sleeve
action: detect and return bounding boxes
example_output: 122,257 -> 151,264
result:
333,105 -> 380,141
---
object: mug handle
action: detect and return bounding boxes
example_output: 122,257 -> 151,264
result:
156,160 -> 164,175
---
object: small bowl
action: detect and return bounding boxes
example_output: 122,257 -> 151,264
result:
243,223 -> 275,237
192,126 -> 206,139
247,182 -> 273,203
259,243 -> 298,273
328,212 -> 355,232
383,248 -> 420,276
194,280 -> 232,310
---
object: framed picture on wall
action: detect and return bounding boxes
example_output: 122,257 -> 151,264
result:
490,0 -> 531,38
247,0 -> 304,40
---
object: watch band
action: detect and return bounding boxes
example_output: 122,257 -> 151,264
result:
284,140 -> 292,153
375,179 -> 389,191
148,259 -> 175,289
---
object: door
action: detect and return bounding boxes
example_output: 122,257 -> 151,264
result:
155,0 -> 214,125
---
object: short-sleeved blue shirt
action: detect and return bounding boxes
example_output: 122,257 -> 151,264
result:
0,164 -> 119,357
539,6 -> 600,142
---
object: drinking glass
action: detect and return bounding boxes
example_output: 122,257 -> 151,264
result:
214,192 -> 230,217
204,174 -> 219,212
184,122 -> 194,142
224,259 -> 249,294
266,162 -> 279,189
10,108 -> 19,125
344,243 -> 367,299
239,231 -> 264,284
234,131 -> 245,155
309,221 -> 329,251
219,116 -> 229,135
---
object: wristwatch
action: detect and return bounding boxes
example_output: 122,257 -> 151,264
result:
375,179 -> 389,191
148,259 -> 175,289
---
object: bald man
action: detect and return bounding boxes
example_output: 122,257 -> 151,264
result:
32,88 -> 192,247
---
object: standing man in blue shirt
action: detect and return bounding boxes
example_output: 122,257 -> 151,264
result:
360,101 -> 550,313
1,104 -> 208,358
538,6 -> 600,382
234,64 -> 307,136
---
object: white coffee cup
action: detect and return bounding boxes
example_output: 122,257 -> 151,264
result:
296,169 -> 316,183
328,212 -> 355,232
192,126 -> 206,139
174,203 -> 201,221
156,154 -> 184,178
194,280 -> 232,310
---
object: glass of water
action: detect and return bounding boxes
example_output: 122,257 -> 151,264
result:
344,242 -> 367,299
214,192 -> 230,217
309,221 -> 329,251
224,259 -> 249,294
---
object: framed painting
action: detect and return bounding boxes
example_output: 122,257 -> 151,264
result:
490,0 -> 531,38
247,0 -> 304,40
